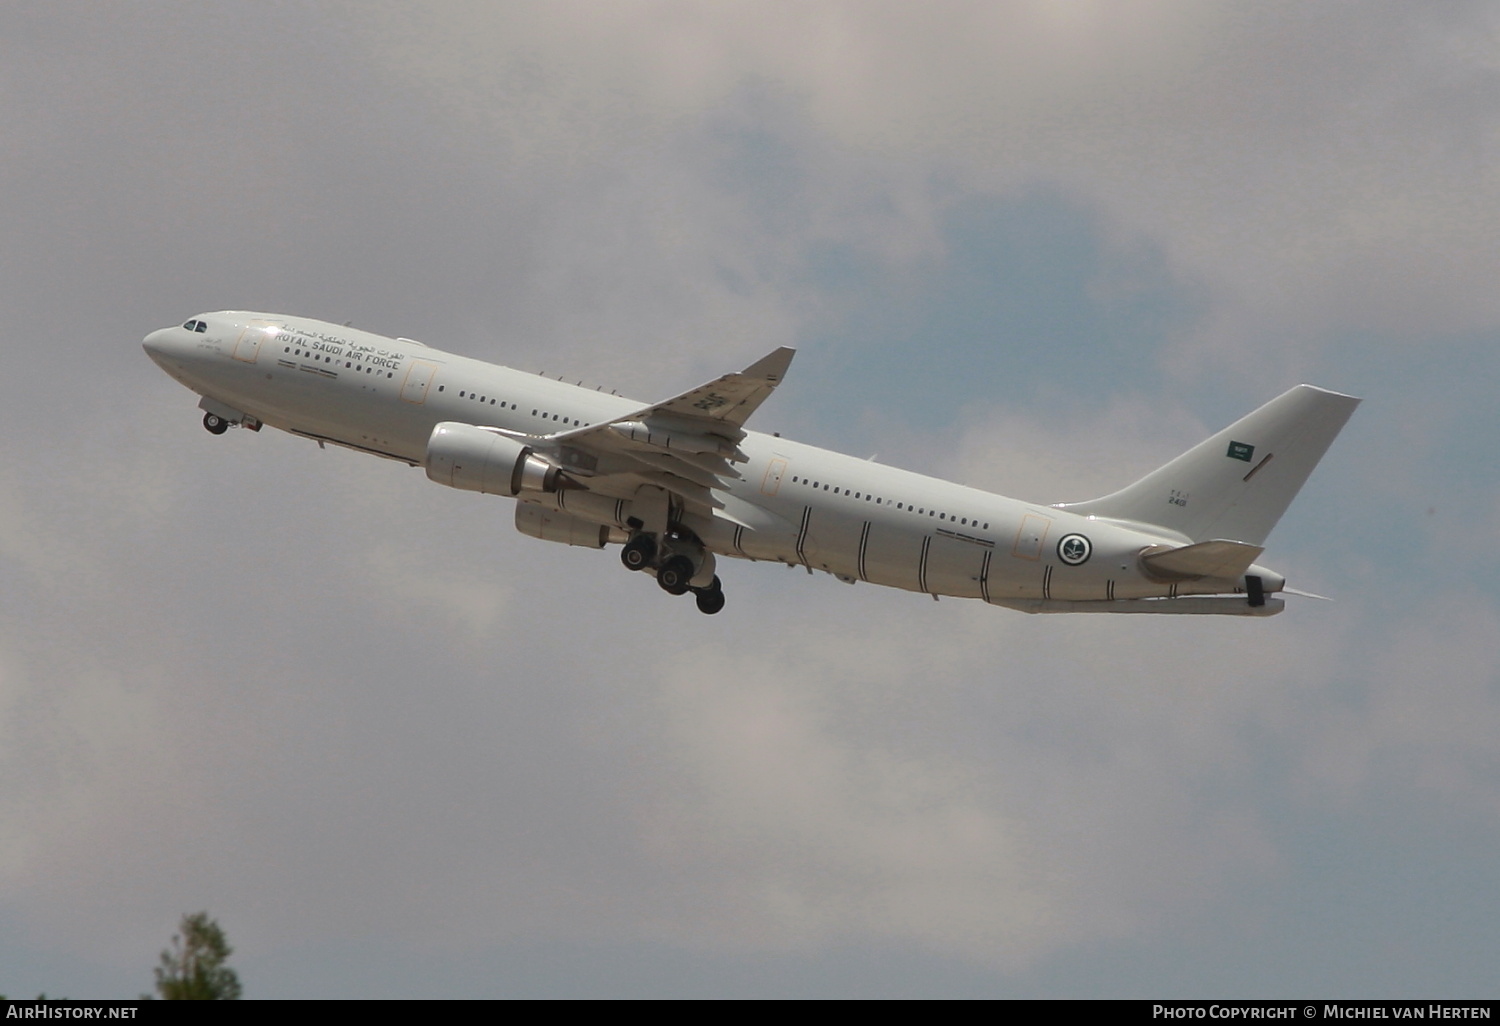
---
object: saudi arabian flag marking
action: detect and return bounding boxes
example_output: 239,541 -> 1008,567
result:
1226,440 -> 1255,462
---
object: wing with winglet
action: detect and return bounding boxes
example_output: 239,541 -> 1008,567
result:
536,347 -> 795,519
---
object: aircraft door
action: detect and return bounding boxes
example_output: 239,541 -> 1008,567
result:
401,360 -> 439,404
760,458 -> 788,497
1012,513 -> 1052,560
232,320 -> 277,363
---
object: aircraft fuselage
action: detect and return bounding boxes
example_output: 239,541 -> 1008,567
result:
144,311 -> 1302,615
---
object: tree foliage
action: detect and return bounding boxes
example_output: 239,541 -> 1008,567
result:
154,912 -> 242,1000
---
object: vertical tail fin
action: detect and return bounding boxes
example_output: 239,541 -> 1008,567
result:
1055,385 -> 1360,545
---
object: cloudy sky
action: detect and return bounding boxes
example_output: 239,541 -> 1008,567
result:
3,1 -> 1498,998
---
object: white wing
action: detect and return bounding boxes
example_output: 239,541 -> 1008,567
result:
533,347 -> 794,518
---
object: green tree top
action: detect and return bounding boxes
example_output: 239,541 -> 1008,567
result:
154,912 -> 242,1000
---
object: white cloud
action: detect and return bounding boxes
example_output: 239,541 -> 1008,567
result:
354,1 -> 1500,379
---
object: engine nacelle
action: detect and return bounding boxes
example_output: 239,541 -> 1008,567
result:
425,422 -> 564,496
514,502 -> 611,548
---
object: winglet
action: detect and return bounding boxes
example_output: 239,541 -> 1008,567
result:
639,345 -> 797,431
740,346 -> 795,385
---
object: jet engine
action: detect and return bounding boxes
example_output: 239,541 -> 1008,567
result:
425,422 -> 566,496
514,502 -> 620,548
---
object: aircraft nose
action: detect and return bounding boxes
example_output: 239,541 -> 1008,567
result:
142,327 -> 176,365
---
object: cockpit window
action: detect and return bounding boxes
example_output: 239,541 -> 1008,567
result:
196,321 -> 207,332
183,320 -> 197,331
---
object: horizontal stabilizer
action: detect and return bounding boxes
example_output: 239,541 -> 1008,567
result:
1141,539 -> 1264,580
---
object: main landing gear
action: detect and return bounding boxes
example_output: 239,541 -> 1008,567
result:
202,412 -> 229,435
619,527 -> 726,615
620,533 -> 656,571
656,555 -> 695,595
692,577 -> 726,615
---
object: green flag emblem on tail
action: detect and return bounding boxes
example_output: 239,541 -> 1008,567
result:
1226,440 -> 1255,462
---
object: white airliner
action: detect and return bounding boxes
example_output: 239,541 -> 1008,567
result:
144,313 -> 1359,616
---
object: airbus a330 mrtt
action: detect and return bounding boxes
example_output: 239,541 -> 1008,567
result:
144,313 -> 1359,616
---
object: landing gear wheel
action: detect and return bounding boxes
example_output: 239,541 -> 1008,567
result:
203,412 -> 229,435
656,555 -> 695,595
621,534 -> 656,571
694,584 -> 726,615
692,575 -> 725,615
